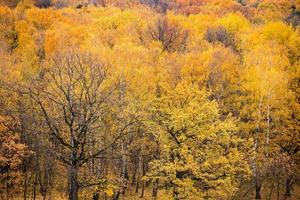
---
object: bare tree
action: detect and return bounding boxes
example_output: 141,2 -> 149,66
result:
19,51 -> 136,200
204,26 -> 236,50
148,17 -> 189,52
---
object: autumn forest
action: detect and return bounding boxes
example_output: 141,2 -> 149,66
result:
0,0 -> 300,200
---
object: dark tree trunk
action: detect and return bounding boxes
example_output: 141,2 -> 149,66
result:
277,179 -> 280,200
121,140 -> 128,195
33,168 -> 38,200
139,161 -> 146,198
135,179 -> 139,193
284,176 -> 293,199
69,165 -> 79,200
131,163 -> 138,186
92,192 -> 99,200
140,182 -> 145,198
152,179 -> 159,198
6,181 -> 9,200
268,178 -> 275,200
112,191 -> 120,200
255,178 -> 262,200
173,185 -> 179,200
135,155 -> 141,193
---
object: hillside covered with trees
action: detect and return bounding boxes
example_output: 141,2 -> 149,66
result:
0,0 -> 300,200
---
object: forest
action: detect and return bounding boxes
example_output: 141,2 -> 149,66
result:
0,0 -> 299,200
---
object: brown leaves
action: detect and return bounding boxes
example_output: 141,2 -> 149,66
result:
0,116 -> 27,195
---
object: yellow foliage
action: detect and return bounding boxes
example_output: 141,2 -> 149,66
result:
0,2 -> 299,200
217,13 -> 250,34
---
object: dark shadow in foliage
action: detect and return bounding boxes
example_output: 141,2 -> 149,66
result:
237,0 -> 247,6
148,17 -> 189,52
5,29 -> 18,53
35,0 -> 52,8
53,0 -> 69,9
139,0 -> 168,13
286,5 -> 300,28
205,26 -> 236,50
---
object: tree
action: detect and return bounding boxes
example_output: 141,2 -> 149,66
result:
148,17 -> 189,52
204,26 -> 236,50
146,81 -> 251,200
20,51 -> 136,200
0,116 -> 27,200
239,41 -> 294,199
0,6 -> 18,53
1,1 -> 300,199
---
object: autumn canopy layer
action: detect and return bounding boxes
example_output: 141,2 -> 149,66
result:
0,0 -> 300,200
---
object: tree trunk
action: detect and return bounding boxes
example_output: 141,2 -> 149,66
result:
92,192 -> 99,200
152,179 -> 159,198
255,178 -> 262,200
131,162 -> 138,186
284,176 -> 293,199
135,155 -> 141,193
112,191 -> 120,200
135,178 -> 139,193
121,141 -> 128,194
140,182 -> 145,198
268,178 -> 274,200
69,165 -> 79,200
173,185 -> 179,200
254,96 -> 263,200
277,179 -> 280,200
33,168 -> 38,200
266,103 -> 270,157
23,167 -> 27,200
6,181 -> 9,200
139,161 -> 146,198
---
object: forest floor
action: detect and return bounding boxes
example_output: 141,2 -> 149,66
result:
121,186 -> 300,200
14,183 -> 300,200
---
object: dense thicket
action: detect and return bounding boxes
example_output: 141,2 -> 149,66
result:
0,0 -> 299,200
